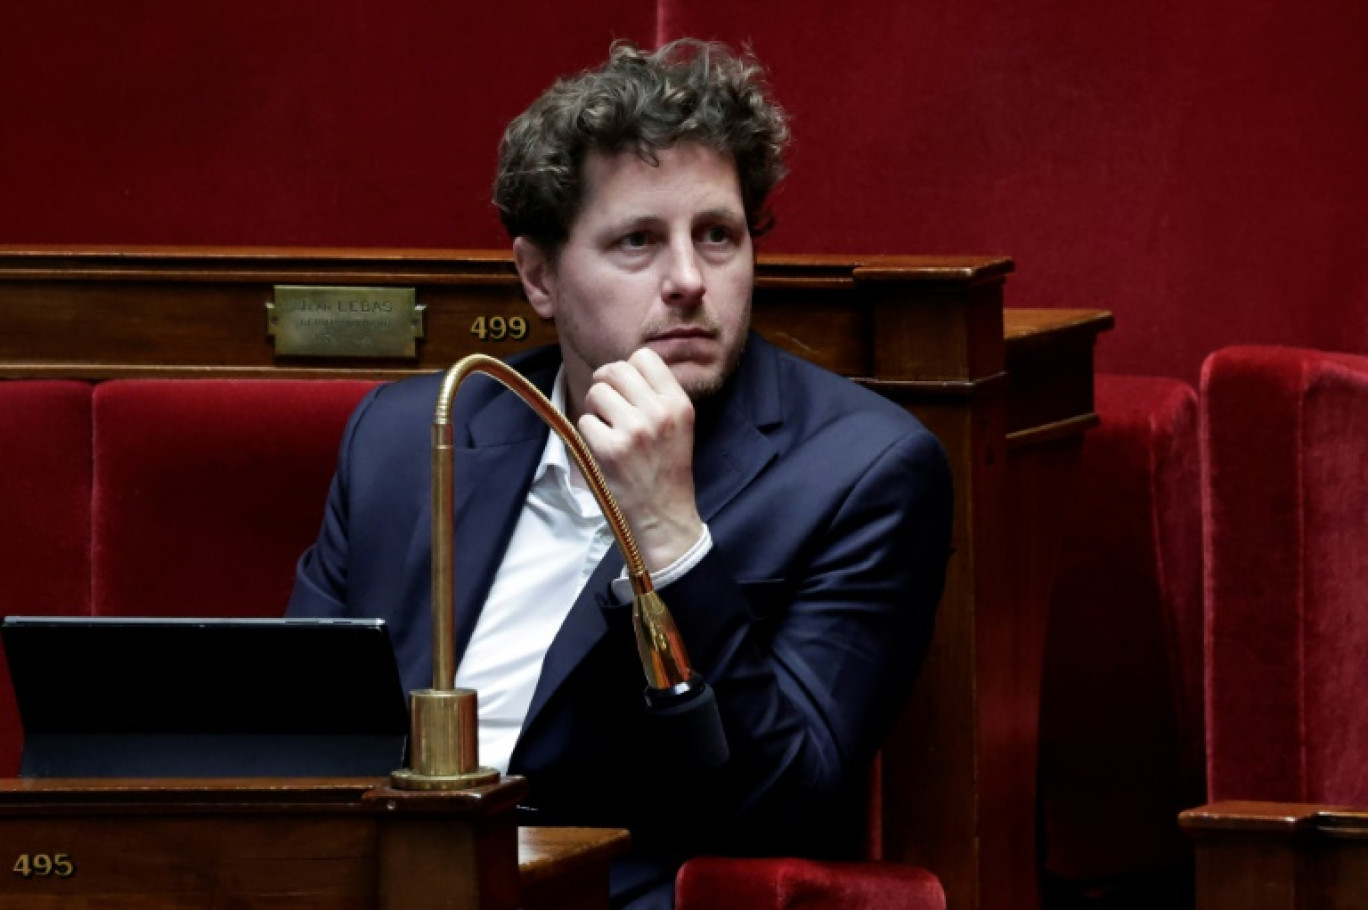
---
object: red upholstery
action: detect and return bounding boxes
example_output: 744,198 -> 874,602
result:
0,378 -> 378,770
1038,375 -> 1205,891
91,380 -> 377,617
1202,346 -> 1368,804
677,856 -> 944,910
0,381 -> 93,775
0,381 -> 93,618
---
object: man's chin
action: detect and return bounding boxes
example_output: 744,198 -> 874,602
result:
671,346 -> 750,400
668,363 -> 727,400
681,378 -> 726,401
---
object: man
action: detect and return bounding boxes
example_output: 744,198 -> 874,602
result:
289,39 -> 952,908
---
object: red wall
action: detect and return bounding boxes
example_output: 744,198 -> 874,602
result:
660,0 -> 1368,383
3,1 -> 1366,383
0,1 -> 652,249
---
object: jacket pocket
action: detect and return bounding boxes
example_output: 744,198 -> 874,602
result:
738,578 -> 789,622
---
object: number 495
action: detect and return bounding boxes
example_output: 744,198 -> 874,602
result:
13,853 -> 74,878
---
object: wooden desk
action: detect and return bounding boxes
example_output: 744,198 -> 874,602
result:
520,827 -> 632,910
1181,801 -> 1368,910
0,247 -> 1112,910
0,776 -> 628,909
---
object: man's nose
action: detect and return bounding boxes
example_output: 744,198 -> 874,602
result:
661,241 -> 705,305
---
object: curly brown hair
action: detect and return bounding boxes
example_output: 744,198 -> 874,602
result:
493,38 -> 791,256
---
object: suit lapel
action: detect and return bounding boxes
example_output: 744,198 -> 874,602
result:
517,546 -> 626,730
517,334 -> 783,736
454,366 -> 568,668
688,333 -> 785,525
451,440 -> 543,667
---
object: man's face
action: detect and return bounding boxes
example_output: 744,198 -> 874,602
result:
515,142 -> 754,412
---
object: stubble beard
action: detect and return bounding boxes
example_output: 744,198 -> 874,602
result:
558,299 -> 750,404
674,332 -> 746,401
563,329 -> 744,402
642,300 -> 750,402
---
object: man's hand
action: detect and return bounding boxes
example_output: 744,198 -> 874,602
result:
577,348 -> 704,573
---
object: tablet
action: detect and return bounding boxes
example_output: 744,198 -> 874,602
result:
1,616 -> 409,778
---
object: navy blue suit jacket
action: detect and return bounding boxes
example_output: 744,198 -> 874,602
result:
288,332 -> 952,904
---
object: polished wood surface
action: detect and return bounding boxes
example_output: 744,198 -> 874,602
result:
0,247 -> 1112,910
519,827 -> 632,910
0,776 -> 525,909
1181,801 -> 1368,910
0,776 -> 626,909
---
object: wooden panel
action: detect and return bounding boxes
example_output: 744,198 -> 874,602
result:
0,777 -> 624,910
0,777 -> 529,910
0,247 -> 1019,381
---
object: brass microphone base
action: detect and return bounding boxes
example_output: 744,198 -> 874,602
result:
392,687 -> 499,791
390,766 -> 500,791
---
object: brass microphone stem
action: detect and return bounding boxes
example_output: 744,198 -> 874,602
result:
433,354 -> 654,633
433,354 -> 692,690
430,422 -> 456,690
395,353 -> 700,791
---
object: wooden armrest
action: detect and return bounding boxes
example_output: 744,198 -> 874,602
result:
1181,800 -> 1368,836
1180,801 -> 1368,909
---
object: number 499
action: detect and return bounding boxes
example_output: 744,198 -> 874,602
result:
470,315 -> 528,341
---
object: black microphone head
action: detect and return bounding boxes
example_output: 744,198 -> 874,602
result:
643,677 -> 729,769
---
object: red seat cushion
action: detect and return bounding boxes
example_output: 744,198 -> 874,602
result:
0,381 -> 94,774
91,379 -> 377,617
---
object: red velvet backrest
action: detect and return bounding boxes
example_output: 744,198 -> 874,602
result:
1202,346 -> 1368,803
91,380 -> 378,618
1038,374 -> 1205,882
0,381 -> 94,774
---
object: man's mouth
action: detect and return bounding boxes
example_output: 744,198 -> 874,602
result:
645,328 -> 719,366
648,326 -> 716,343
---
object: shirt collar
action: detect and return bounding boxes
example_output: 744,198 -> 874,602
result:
532,368 -> 608,520
532,367 -> 572,486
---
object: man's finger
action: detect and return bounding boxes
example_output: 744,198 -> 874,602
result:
591,358 -> 658,409
627,348 -> 688,399
582,379 -> 643,433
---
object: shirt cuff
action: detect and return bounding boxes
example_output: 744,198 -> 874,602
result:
609,524 -> 713,603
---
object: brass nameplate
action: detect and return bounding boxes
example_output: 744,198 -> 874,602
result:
267,286 -> 424,358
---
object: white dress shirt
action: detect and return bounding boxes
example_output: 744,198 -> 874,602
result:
454,368 -> 711,773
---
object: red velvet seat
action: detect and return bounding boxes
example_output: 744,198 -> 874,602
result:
677,856 -> 945,910
1201,346 -> 1368,804
1037,375 -> 1206,902
90,379 -> 377,618
0,381 -> 94,775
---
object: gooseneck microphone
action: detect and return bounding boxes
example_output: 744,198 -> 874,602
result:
391,354 -> 727,792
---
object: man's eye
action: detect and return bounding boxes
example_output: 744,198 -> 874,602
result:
620,231 -> 650,249
701,225 -> 733,244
